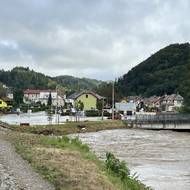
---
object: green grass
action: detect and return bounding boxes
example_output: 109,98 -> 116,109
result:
11,132 -> 151,190
3,120 -> 151,190
39,136 -> 151,190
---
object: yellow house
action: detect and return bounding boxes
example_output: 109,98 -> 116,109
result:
0,99 -> 8,109
69,91 -> 103,110
121,99 -> 127,103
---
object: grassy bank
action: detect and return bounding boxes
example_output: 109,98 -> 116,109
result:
2,131 -> 151,190
10,120 -> 128,135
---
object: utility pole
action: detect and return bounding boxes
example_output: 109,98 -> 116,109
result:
112,81 -> 115,120
101,98 -> 104,120
55,86 -> 58,124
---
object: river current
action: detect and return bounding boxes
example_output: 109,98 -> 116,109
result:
71,129 -> 190,190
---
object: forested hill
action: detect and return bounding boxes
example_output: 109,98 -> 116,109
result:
117,43 -> 190,96
116,43 -> 190,111
53,75 -> 103,92
0,67 -> 103,92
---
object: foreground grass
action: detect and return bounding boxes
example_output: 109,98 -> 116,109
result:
9,120 -> 128,135
2,131 -> 151,190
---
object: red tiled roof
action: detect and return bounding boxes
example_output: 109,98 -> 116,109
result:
24,89 -> 56,94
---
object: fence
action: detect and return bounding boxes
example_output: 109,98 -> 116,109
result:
129,113 -> 190,124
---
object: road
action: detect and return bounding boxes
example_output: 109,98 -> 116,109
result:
0,128 -> 55,190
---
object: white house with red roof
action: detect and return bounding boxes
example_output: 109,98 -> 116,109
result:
23,89 -> 65,106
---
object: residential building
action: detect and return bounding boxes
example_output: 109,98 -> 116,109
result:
121,96 -> 142,106
6,88 -> 14,100
115,102 -> 136,115
143,96 -> 161,111
24,89 -> 40,103
160,94 -> 184,112
68,91 -> 103,110
1,97 -> 13,107
23,89 -> 65,106
0,99 -> 8,109
1,85 -> 14,100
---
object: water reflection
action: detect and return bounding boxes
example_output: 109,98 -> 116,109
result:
71,129 -> 190,190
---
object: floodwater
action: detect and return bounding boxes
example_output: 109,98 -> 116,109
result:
0,111 -> 106,125
71,129 -> 190,190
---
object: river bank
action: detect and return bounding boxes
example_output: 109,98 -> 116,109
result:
70,129 -> 190,190
3,120 -> 189,189
1,128 -> 150,190
9,120 -> 129,135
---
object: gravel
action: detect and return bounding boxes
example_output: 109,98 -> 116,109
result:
0,129 -> 55,190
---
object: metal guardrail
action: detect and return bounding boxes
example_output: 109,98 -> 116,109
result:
128,114 -> 190,124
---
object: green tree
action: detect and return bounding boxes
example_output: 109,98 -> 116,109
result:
0,83 -> 6,98
47,93 -> 52,106
75,100 -> 84,111
13,89 -> 23,105
96,99 -> 103,111
116,43 -> 190,112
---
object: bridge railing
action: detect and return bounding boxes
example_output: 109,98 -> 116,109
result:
134,114 -> 190,123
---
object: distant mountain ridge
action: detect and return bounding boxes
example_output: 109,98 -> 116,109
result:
53,75 -> 103,92
116,43 -> 190,111
0,67 -> 104,93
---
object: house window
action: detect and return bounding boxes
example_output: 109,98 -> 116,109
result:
86,94 -> 88,98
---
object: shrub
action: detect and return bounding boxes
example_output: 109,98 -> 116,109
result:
103,111 -> 111,117
71,137 -> 90,152
85,110 -> 100,117
105,152 -> 130,180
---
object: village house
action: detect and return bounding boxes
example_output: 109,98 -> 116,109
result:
143,96 -> 161,111
115,102 -> 136,115
120,94 -> 184,113
68,91 -> 103,111
121,96 -> 142,106
160,94 -> 184,112
1,97 -> 13,107
23,89 -> 65,106
0,99 -> 8,109
6,88 -> 14,100
1,84 -> 14,100
0,85 -> 14,106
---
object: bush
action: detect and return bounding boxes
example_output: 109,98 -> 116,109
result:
105,152 -> 130,180
103,111 -> 111,117
85,110 -> 111,117
71,137 -> 90,152
85,110 -> 100,117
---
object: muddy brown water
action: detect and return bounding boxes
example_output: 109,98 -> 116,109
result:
70,129 -> 190,190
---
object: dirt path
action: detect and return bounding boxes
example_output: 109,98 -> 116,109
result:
0,129 -> 55,190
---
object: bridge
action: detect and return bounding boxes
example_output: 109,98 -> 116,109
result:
126,114 -> 190,130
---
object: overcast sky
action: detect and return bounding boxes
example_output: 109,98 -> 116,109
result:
0,0 -> 189,80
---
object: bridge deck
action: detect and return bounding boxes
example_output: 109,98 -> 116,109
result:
126,114 -> 190,130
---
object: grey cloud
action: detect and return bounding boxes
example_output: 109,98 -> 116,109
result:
0,0 -> 189,79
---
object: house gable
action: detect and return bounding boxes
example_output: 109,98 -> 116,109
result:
76,93 -> 98,110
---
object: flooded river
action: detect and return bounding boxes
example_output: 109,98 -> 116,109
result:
72,129 -> 190,190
